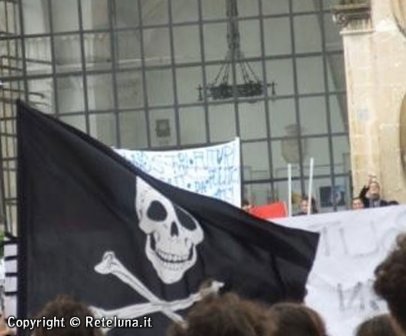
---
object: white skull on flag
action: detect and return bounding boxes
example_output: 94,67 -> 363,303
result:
135,177 -> 204,284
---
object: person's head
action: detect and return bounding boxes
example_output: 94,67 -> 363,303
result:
33,295 -> 102,336
268,302 -> 326,336
374,234 -> 406,333
168,293 -> 275,336
352,197 -> 364,210
300,196 -> 318,214
369,181 -> 381,200
242,199 -> 252,212
356,314 -> 403,336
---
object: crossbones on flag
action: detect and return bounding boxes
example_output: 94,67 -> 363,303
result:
15,100 -> 319,336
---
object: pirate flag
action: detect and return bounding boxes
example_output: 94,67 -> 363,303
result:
16,100 -> 319,336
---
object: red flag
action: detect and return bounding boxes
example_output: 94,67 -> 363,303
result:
250,202 -> 287,220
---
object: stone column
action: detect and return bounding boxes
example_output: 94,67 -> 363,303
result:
334,0 -> 406,202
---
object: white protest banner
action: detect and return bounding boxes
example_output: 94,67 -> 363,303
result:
115,138 -> 241,206
276,206 -> 406,336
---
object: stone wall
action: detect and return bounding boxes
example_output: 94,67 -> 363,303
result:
339,0 -> 406,201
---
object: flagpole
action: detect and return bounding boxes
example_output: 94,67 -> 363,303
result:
307,158 -> 314,216
287,164 -> 292,217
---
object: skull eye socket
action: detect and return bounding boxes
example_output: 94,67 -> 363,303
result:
175,207 -> 197,230
147,201 -> 167,221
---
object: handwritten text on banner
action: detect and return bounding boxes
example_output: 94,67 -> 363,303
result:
115,138 -> 241,206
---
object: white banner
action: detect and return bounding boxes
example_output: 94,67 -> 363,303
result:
115,139 -> 241,206
276,206 -> 406,336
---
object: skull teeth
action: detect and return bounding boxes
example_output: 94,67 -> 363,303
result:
155,248 -> 190,263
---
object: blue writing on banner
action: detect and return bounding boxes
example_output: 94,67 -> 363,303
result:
114,139 -> 241,206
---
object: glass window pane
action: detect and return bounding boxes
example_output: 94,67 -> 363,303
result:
266,59 -> 294,95
294,15 -> 322,53
114,0 -> 139,29
330,94 -> 348,133
208,104 -> 236,142
313,177 -> 334,214
116,71 -> 144,109
149,109 -> 177,148
292,0 -> 318,12
239,103 -> 267,140
302,137 -> 331,175
119,111 -> 148,149
173,25 -> 201,63
6,2 -> 16,32
142,1 -> 168,26
28,78 -> 53,114
324,13 -> 343,51
262,0 -> 289,15
269,99 -> 296,138
115,30 -> 141,68
87,74 -> 114,111
238,1 -> 259,17
25,37 -> 52,75
264,18 -> 291,56
145,69 -> 174,107
239,20 -> 261,58
242,141 -> 270,181
235,61 -> 263,102
243,183 -> 273,207
179,107 -> 207,145
143,28 -> 171,66
1,40 -> 21,79
205,64 -> 229,99
204,23 -> 228,62
176,66 -> 202,104
54,35 -> 81,73
82,0 -> 109,30
333,175 -> 351,210
51,0 -> 79,32
172,0 -> 198,23
202,1 -> 226,20
300,96 -> 328,135
60,115 -> 87,133
296,57 -> 325,94
4,170 -> 17,199
314,176 -> 350,213
89,113 -> 117,147
273,179 -> 302,211
271,139 -> 302,179
84,33 -> 111,65
23,0 -> 50,35
327,54 -> 346,92
332,135 -> 350,172
57,76 -> 85,114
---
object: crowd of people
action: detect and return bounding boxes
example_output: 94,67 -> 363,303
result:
243,174 -> 401,216
2,233 -> 406,335
0,174 -> 403,336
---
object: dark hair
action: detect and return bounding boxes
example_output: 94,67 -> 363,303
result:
388,200 -> 400,205
301,196 -> 318,214
242,199 -> 251,207
33,295 -> 102,336
268,302 -> 326,336
356,314 -> 402,336
374,234 -> 406,333
168,293 -> 275,336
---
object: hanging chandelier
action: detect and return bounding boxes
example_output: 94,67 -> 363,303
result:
198,0 -> 275,101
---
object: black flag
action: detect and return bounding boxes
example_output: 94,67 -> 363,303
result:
16,100 -> 319,336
